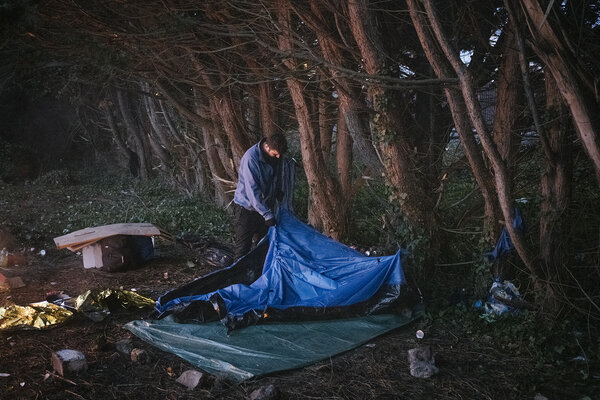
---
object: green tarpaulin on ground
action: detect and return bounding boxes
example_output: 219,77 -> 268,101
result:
125,304 -> 423,382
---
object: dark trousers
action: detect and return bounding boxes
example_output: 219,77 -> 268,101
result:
234,204 -> 268,260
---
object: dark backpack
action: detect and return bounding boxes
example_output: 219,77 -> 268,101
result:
99,235 -> 134,272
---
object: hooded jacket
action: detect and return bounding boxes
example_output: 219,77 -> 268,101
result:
233,140 -> 279,221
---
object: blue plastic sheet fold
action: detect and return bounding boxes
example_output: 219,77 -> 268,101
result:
156,209 -> 408,328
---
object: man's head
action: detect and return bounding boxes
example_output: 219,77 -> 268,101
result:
263,133 -> 288,159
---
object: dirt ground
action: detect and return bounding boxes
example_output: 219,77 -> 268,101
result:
0,182 -> 596,400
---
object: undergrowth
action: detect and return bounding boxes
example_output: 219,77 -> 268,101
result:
424,304 -> 599,399
0,167 -> 233,252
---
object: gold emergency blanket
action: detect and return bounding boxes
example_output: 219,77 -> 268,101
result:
76,289 -> 156,313
0,302 -> 73,330
0,289 -> 155,330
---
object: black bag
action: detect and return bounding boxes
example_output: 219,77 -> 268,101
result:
99,235 -> 154,272
99,235 -> 134,272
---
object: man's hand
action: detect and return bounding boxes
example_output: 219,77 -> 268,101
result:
265,217 -> 277,227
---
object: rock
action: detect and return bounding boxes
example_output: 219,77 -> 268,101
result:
407,346 -> 438,379
175,370 -> 204,390
7,276 -> 25,289
409,361 -> 438,379
52,349 -> 88,376
407,346 -> 433,363
249,384 -> 280,400
0,276 -> 25,289
115,338 -> 133,355
130,348 -> 150,364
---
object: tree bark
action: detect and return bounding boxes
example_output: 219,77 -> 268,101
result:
304,0 -> 383,176
519,0 -> 600,185
407,0 -> 501,240
277,0 -> 348,239
347,0 -> 436,231
539,71 -> 572,298
100,100 -> 128,157
141,83 -> 172,168
200,68 -> 252,167
492,21 -> 521,166
155,83 -> 213,195
318,79 -> 335,166
207,98 -> 238,182
191,88 -> 233,205
116,90 -> 149,180
419,0 -> 539,279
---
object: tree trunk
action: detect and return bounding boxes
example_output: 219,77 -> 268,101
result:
539,71 -> 572,306
318,80 -> 335,166
277,1 -> 348,239
193,88 -> 233,206
141,84 -> 171,168
207,99 -> 238,182
116,90 -> 149,180
337,112 -> 353,199
244,55 -> 278,139
100,101 -> 128,158
305,0 -> 382,176
519,0 -> 600,185
200,70 -> 251,167
156,84 -> 213,196
492,21 -> 521,167
347,0 -> 436,231
345,0 -> 446,287
490,18 -> 523,280
407,0 -> 501,240
420,0 -> 539,280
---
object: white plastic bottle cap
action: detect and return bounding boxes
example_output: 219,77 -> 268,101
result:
416,330 -> 424,339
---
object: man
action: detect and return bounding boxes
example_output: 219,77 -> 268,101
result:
233,133 -> 288,260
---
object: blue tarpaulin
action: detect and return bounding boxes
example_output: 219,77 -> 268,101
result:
485,207 -> 524,262
155,209 -> 414,330
128,208 -> 421,380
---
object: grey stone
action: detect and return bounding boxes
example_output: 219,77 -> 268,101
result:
407,346 -> 438,379
407,346 -> 434,363
176,370 -> 204,390
52,349 -> 88,376
248,384 -> 280,400
409,361 -> 439,378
